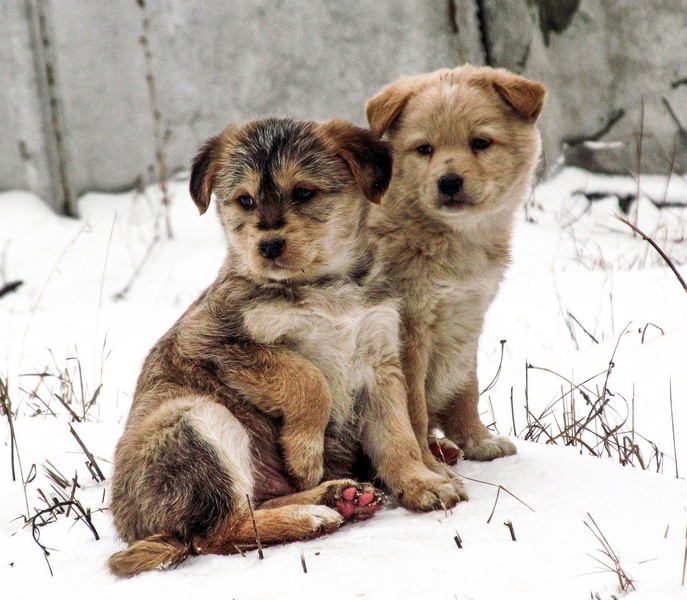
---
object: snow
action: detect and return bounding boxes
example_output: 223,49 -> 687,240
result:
1,168 -> 686,599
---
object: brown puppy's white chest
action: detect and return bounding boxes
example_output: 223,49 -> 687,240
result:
242,284 -> 400,424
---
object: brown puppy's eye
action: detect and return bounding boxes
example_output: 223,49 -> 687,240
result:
416,144 -> 433,156
293,187 -> 315,203
471,138 -> 491,151
237,195 -> 255,210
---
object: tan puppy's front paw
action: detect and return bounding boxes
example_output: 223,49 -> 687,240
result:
421,447 -> 463,480
428,437 -> 463,466
461,435 -> 517,461
395,469 -> 468,512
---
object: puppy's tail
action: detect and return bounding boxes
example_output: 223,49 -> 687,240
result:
108,533 -> 192,577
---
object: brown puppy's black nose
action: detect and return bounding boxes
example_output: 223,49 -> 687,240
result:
259,238 -> 285,260
438,173 -> 464,196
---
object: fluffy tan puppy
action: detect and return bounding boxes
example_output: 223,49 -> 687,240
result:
365,65 -> 546,470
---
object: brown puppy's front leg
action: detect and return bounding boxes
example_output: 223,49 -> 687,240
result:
360,358 -> 468,511
216,344 -> 332,490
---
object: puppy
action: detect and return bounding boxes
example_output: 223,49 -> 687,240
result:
365,65 -> 546,469
108,118 -> 466,577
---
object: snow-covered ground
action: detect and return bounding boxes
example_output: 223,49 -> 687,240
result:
1,168 -> 686,599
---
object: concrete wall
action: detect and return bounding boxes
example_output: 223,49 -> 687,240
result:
484,0 -> 687,174
2,1 -> 686,214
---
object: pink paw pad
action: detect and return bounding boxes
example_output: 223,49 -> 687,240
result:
336,485 -> 384,521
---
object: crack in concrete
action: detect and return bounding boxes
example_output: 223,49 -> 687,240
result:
447,0 -> 459,34
33,0 -> 74,216
474,0 -> 493,66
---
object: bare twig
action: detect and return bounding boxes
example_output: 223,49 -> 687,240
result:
504,520 -> 516,541
246,494 -> 263,559
567,311 -> 600,344
616,215 -> 687,295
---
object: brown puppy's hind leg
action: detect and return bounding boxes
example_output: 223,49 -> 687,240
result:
439,373 -> 516,461
193,503 -> 345,556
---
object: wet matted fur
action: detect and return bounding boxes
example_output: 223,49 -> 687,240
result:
108,118 -> 466,577
365,65 -> 546,471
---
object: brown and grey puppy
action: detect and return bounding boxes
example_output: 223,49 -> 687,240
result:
108,118 -> 466,577
365,65 -> 546,471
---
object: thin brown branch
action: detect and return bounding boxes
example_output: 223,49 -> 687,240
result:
616,215 -> 687,295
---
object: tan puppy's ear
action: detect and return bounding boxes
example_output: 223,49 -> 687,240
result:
489,70 -> 547,121
365,79 -> 415,136
189,125 -> 238,215
321,119 -> 393,204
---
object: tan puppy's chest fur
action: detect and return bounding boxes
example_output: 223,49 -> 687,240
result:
366,65 -> 546,467
374,214 -> 506,417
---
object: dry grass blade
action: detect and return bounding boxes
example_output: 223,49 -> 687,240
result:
1,373 -> 17,481
521,325 -> 668,474
480,339 -> 506,395
460,475 -> 535,522
584,513 -> 635,593
68,424 -> 106,482
25,498 -> 102,577
1,374 -> 31,515
669,378 -> 679,479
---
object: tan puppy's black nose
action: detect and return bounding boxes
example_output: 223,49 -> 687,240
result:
259,238 -> 285,259
438,173 -> 463,196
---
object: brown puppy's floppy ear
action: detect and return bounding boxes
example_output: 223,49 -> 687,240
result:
365,78 -> 415,136
321,119 -> 393,204
488,69 -> 547,121
189,125 -> 238,215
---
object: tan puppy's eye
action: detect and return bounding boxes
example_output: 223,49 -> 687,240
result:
416,144 -> 434,156
236,195 -> 256,210
293,187 -> 316,203
471,138 -> 491,151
